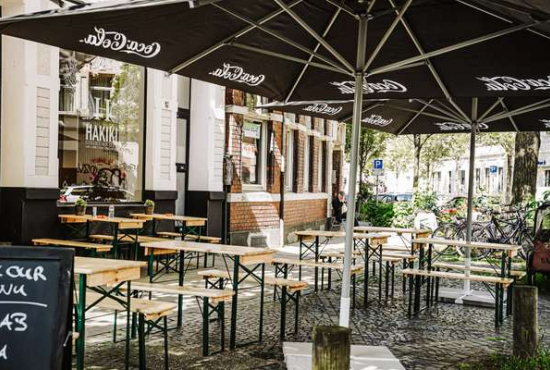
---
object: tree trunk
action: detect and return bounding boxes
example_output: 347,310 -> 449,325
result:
426,162 -> 432,191
505,152 -> 514,205
413,135 -> 421,192
513,286 -> 538,359
512,132 -> 540,205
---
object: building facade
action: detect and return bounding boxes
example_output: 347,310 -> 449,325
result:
0,0 -> 345,245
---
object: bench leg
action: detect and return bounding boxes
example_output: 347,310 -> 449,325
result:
294,291 -> 300,335
177,250 -> 185,328
321,266 -> 324,290
385,261 -> 390,300
280,286 -> 287,341
259,263 -> 265,343
131,312 -> 138,339
378,258 -> 383,302
220,301 -> 226,352
138,314 -> 146,370
407,275 -> 413,318
402,260 -> 407,294
113,310 -> 118,342
203,297 -> 210,356
163,316 -> 169,370
435,268 -> 440,304
352,273 -> 356,310
328,258 -> 332,291
391,264 -> 395,298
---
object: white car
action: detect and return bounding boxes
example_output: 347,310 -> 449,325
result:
59,185 -> 134,203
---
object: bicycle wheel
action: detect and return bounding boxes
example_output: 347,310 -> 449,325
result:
516,229 -> 534,260
431,223 -> 460,257
455,222 -> 493,259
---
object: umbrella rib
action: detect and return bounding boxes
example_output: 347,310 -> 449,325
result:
498,100 -> 519,132
414,98 -> 466,123
170,0 -> 305,73
324,0 -> 357,19
369,20 -> 544,76
229,42 -> 349,75
285,7 -> 343,102
272,0 -> 355,73
363,0 -> 414,73
383,0 -> 471,122
397,100 -> 433,135
482,98 -> 550,124
478,98 -> 504,121
386,103 -> 467,123
340,102 -> 386,122
212,3 -> 349,74
456,0 -> 550,41
432,99 -> 468,122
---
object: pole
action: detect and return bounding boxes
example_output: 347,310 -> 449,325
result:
462,121 -> 478,297
280,115 -> 286,247
339,15 -> 367,328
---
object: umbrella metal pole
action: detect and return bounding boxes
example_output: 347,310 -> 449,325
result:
339,16 -> 367,328
460,121 -> 478,300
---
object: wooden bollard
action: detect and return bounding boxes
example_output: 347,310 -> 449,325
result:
513,285 -> 538,358
313,326 -> 351,370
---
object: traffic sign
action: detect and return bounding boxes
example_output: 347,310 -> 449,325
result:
374,159 -> 383,170
490,165 -> 498,174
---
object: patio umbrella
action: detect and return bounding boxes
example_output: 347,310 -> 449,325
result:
3,0 -> 550,328
260,96 -> 550,297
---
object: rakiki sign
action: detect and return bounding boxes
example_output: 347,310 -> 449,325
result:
84,121 -> 119,149
80,27 -> 161,58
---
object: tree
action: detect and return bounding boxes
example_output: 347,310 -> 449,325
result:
445,134 -> 470,195
511,132 -> 540,205
345,125 -> 388,196
384,135 -> 413,185
412,134 -> 434,192
478,132 -> 515,203
420,135 -> 454,190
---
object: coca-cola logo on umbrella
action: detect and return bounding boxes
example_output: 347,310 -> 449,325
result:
362,114 -> 393,126
435,122 -> 489,131
330,80 -> 407,95
209,63 -> 266,86
80,27 -> 161,58
541,119 -> 550,128
477,76 -> 550,91
302,103 -> 342,116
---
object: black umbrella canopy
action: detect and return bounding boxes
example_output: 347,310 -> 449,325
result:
259,97 -> 550,134
2,0 -> 550,102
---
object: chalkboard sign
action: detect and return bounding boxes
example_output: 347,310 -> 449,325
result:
0,246 -> 74,370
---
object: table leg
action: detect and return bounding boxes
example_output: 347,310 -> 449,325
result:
113,224 -> 120,259
76,274 -> 87,370
414,245 -> 425,313
363,241 -> 369,307
125,281 -> 131,370
314,236 -> 319,292
230,256 -> 240,350
138,313 -> 146,370
259,263 -> 265,342
177,250 -> 185,328
298,237 -> 303,281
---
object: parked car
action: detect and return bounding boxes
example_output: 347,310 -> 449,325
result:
59,185 -> 134,203
373,193 -> 413,203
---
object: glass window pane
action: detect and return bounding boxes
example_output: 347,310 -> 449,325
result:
242,121 -> 262,185
58,55 -> 145,203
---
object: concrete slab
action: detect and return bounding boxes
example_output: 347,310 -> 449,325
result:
438,287 -> 507,308
283,342 -> 405,370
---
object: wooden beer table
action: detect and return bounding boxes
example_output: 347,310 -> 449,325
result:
294,230 -> 389,305
355,226 -> 431,252
131,213 -> 207,238
74,257 -> 146,370
141,240 -> 275,350
59,214 -> 144,258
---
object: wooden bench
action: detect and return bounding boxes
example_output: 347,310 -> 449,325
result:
32,238 -> 112,254
432,262 -> 526,278
123,282 -> 233,356
84,291 -> 175,369
89,234 -> 167,243
197,269 -> 308,340
402,268 -> 515,327
156,231 -> 221,244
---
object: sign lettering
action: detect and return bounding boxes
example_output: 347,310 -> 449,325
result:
362,114 -> 393,127
80,27 -> 161,59
302,103 -> 342,116
330,80 -> 407,95
434,122 -> 489,131
209,63 -> 265,86
477,76 -> 550,91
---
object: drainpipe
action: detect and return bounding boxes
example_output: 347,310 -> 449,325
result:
279,115 -> 286,247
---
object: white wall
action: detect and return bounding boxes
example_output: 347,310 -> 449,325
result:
188,80 -> 225,193
1,0 -> 59,188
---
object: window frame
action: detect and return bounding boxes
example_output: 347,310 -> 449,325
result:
241,120 -> 268,191
303,134 -> 310,192
285,127 -> 294,192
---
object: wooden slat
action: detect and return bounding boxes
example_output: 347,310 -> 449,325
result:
295,230 -> 391,240
32,238 -> 112,252
355,226 -> 430,235
131,213 -> 207,225
402,268 -> 515,286
413,238 -> 521,252
127,282 -> 234,304
74,257 -> 145,287
432,262 -> 526,277
155,232 -> 221,244
85,292 -> 176,320
272,257 -> 364,273
141,240 -> 275,258
89,234 -> 166,243
197,269 -> 309,291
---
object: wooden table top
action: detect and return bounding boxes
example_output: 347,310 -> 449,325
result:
131,213 -> 207,223
354,226 -> 431,235
412,238 -> 521,252
74,257 -> 146,275
59,214 -> 145,226
141,240 -> 275,257
294,230 -> 390,239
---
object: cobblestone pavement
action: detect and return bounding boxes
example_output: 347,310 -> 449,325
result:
81,238 -> 550,369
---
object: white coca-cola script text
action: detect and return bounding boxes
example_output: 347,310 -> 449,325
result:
209,63 -> 265,86
80,27 -> 161,58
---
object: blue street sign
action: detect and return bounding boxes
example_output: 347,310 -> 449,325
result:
374,159 -> 383,170
490,165 -> 498,174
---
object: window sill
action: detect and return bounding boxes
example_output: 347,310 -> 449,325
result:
241,184 -> 266,192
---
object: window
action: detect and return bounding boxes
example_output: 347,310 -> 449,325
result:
242,121 -> 264,186
285,128 -> 294,191
318,141 -> 327,193
498,167 -> 504,192
475,168 -> 481,189
448,171 -> 452,193
58,55 -> 145,203
303,135 -> 310,192
460,170 -> 466,186
545,170 -> 550,187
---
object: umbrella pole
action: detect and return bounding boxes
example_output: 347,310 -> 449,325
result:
339,16 -> 367,328
460,121 -> 478,299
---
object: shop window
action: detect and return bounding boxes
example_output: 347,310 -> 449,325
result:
319,141 -> 327,192
285,128 -> 294,191
242,120 -> 265,187
58,54 -> 145,203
